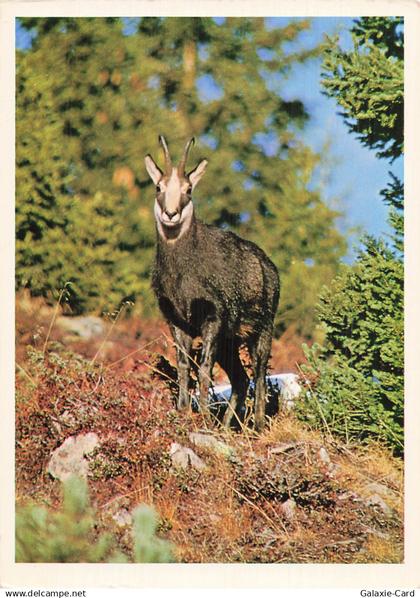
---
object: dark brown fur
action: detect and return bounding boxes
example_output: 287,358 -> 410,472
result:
152,212 -> 280,430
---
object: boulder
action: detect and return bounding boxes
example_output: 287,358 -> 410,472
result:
365,493 -> 393,517
47,432 -> 99,481
169,443 -> 207,471
189,432 -> 233,457
279,498 -> 296,521
318,447 -> 331,465
365,481 -> 398,501
56,316 -> 106,340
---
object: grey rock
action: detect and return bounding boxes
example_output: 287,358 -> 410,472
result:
56,316 -> 106,340
365,493 -> 393,517
363,483 -> 398,517
170,442 -> 207,471
317,446 -> 340,477
189,432 -> 233,457
112,509 -> 133,528
47,432 -> 99,481
280,499 -> 296,521
366,481 -> 398,500
318,447 -> 331,465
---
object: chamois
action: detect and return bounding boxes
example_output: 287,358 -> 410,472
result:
145,135 -> 280,431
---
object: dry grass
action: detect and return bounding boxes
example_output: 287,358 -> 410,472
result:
15,293 -> 404,564
356,533 -> 403,564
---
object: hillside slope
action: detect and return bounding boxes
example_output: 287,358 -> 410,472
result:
15,295 -> 403,563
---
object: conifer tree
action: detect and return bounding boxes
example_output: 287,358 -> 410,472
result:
321,16 -> 403,160
16,17 -> 346,334
300,18 -> 404,453
16,476 -> 175,562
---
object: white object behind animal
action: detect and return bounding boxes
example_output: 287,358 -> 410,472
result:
209,373 -> 301,410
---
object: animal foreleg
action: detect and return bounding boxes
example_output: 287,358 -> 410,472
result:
171,325 -> 193,410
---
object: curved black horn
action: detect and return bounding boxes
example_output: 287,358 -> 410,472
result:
178,137 -> 195,174
159,135 -> 172,173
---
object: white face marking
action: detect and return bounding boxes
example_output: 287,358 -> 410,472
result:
164,168 -> 182,214
154,199 -> 193,243
154,167 -> 192,239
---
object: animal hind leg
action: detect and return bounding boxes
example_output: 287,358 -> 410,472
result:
197,317 -> 222,416
218,338 -> 249,428
250,327 -> 273,432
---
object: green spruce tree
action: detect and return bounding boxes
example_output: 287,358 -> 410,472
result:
321,16 -> 403,160
299,17 -> 404,454
16,476 -> 175,562
16,17 -> 346,335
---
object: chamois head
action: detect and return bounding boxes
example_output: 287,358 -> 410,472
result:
145,136 -> 208,241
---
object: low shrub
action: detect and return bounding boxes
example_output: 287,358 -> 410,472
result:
16,476 -> 175,563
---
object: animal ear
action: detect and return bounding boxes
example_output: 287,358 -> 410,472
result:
188,159 -> 208,189
145,154 -> 163,185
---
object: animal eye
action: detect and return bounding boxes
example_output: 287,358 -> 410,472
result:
187,185 -> 192,194
156,184 -> 161,193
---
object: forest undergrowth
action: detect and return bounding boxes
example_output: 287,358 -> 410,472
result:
15,292 -> 403,563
